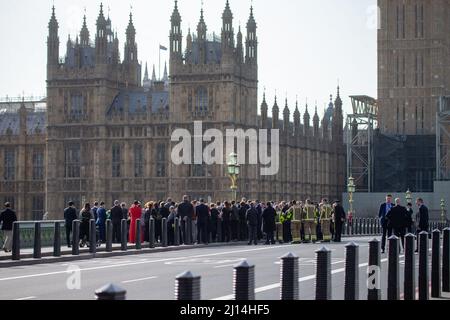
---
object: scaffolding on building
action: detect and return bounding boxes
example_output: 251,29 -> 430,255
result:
0,96 -> 47,113
346,96 -> 378,193
437,96 -> 450,181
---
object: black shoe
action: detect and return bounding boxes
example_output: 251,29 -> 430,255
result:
248,242 -> 252,245
381,250 -> 385,254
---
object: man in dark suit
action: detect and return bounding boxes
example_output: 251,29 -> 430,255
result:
379,194 -> 394,254
110,200 -> 123,243
64,201 -> 78,248
386,198 -> 408,251
177,195 -> 194,244
196,199 -> 210,245
246,202 -> 259,245
332,201 -> 346,242
415,198 -> 429,253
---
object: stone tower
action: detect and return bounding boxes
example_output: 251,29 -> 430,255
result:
45,4 -> 141,218
378,0 -> 450,135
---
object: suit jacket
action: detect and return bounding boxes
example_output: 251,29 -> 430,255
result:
196,204 -> 210,224
378,203 -> 393,227
333,205 -> 346,224
417,205 -> 429,231
246,207 -> 258,226
386,205 -> 408,229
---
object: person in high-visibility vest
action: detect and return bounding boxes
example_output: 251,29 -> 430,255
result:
319,198 -> 333,242
302,199 -> 318,243
280,202 -> 293,243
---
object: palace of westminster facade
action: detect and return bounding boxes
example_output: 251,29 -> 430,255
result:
0,1 -> 345,220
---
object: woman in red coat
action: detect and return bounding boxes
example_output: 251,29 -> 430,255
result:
129,201 -> 144,244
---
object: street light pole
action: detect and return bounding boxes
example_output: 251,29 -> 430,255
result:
406,189 -> 412,205
227,153 -> 240,202
347,176 -> 355,218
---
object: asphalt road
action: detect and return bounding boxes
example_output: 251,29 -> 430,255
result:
0,237 -> 430,300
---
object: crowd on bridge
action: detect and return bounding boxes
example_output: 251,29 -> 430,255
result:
0,193 -> 434,254
59,196 -> 349,249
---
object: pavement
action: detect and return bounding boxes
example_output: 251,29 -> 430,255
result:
0,236 -> 449,300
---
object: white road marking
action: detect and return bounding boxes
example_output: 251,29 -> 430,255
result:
0,244 -> 303,282
121,276 -> 158,284
211,256 -> 401,300
15,296 -> 36,300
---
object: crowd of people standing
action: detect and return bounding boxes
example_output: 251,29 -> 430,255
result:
62,195 -> 348,248
378,195 -> 429,254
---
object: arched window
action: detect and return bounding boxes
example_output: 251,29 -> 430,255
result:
195,87 -> 208,112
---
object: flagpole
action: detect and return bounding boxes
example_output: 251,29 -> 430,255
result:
159,45 -> 161,81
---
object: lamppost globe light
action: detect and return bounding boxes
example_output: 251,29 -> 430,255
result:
227,153 -> 239,202
406,189 -> 412,203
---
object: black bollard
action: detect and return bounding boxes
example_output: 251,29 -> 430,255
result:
387,235 -> 400,300
162,218 -> 168,248
315,247 -> 332,300
121,219 -> 128,251
367,238 -> 381,300
443,228 -> 450,293
95,283 -> 127,300
431,229 -> 441,298
71,220 -> 80,256
33,222 -> 41,259
363,218 -> 367,235
346,221 -> 350,236
89,219 -> 97,254
418,231 -> 429,300
12,222 -> 20,261
280,253 -> 299,300
355,218 -> 360,235
234,260 -> 255,300
149,218 -> 155,249
174,217 -> 180,246
370,218 -> 375,235
106,220 -> 113,252
135,219 -> 142,250
344,242 -> 359,300
175,271 -> 201,300
404,233 -> 416,300
53,221 -> 61,257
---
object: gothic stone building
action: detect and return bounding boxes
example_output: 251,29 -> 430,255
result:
0,2 -> 345,220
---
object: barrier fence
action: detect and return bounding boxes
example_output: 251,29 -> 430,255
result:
94,229 -> 450,300
4,217 -> 450,262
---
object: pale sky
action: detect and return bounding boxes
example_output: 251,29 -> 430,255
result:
0,0 -> 377,118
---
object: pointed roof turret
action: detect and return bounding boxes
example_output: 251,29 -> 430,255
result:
144,62 -> 149,81
152,64 -> 156,82
171,0 -> 181,23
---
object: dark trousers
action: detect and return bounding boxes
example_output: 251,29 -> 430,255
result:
393,228 -> 405,250
197,222 -> 208,244
112,221 -> 121,243
155,220 -> 162,243
98,224 -> 105,242
230,220 -> 238,240
282,221 -> 292,243
265,231 -> 275,244
248,225 -> 258,244
334,222 -> 343,242
381,226 -> 393,251
257,220 -> 263,240
239,219 -> 247,240
222,221 -> 231,242
65,223 -> 73,247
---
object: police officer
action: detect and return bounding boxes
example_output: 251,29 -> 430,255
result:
319,199 -> 333,242
302,199 -> 318,243
280,201 -> 293,244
